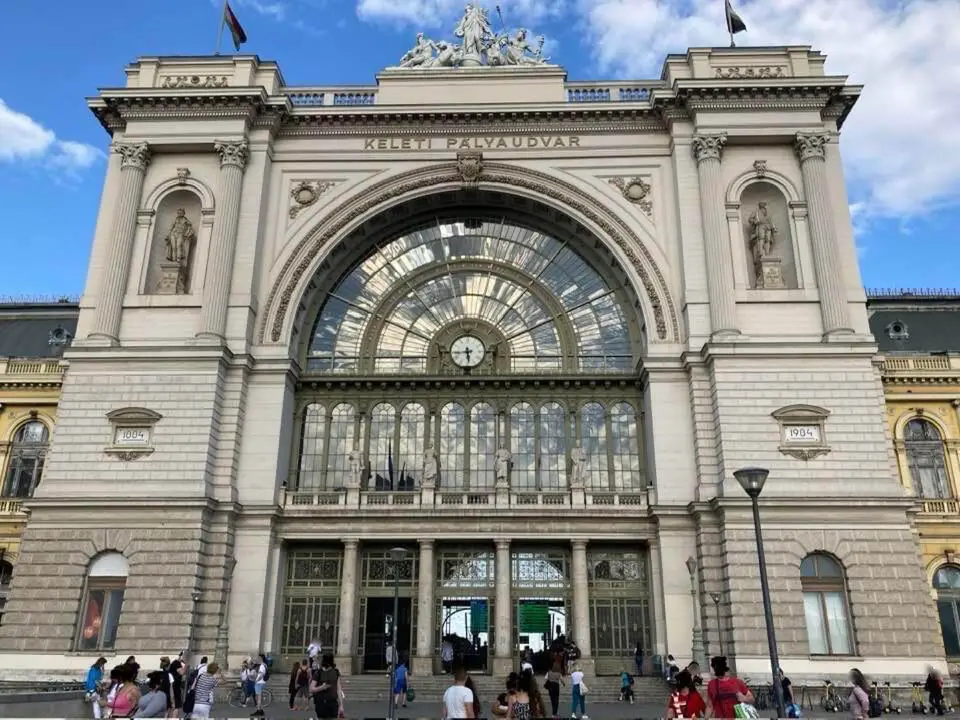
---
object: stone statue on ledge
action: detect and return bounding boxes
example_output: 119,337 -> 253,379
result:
495,445 -> 512,485
570,445 -> 587,488
157,208 -> 197,295
348,447 -> 366,489
423,446 -> 439,488
748,202 -> 785,289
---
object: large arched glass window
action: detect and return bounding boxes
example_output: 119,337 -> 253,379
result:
905,419 -> 951,499
539,403 -> 566,490
2,421 -> 49,498
933,565 -> 960,657
324,404 -> 356,490
469,403 -> 496,491
580,403 -> 609,490
76,552 -> 128,652
801,553 -> 853,655
298,404 -> 327,490
510,403 -> 536,491
398,404 -> 425,489
439,403 -> 466,489
369,403 -> 396,490
610,403 -> 642,490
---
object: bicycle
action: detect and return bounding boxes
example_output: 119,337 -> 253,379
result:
821,680 -> 844,713
226,680 -> 273,709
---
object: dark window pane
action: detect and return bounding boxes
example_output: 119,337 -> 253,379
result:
102,590 -> 125,649
938,600 -> 960,656
800,556 -> 816,577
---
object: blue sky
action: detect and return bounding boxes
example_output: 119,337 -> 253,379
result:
1,0 -> 958,299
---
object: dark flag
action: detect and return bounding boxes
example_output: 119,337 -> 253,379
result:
725,0 -> 747,45
224,1 -> 248,51
388,441 -> 395,490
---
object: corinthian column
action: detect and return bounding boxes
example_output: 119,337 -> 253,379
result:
88,142 -> 152,344
196,139 -> 248,341
571,540 -> 592,661
414,539 -> 435,676
795,132 -> 853,336
692,134 -> 739,338
494,539 -> 512,675
335,539 -> 359,672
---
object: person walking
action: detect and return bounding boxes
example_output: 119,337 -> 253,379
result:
442,666 -> 476,719
85,657 -> 107,720
190,662 -> 219,720
544,661 -> 564,717
310,653 -> 344,720
706,656 -> 753,719
570,663 -> 588,720
393,656 -> 410,710
848,668 -> 871,720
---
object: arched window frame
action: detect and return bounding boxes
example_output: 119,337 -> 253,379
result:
933,564 -> 960,658
2,420 -> 50,499
903,417 -> 952,499
75,552 -> 129,652
800,552 -> 854,656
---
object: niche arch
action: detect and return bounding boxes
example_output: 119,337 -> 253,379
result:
259,161 -> 680,350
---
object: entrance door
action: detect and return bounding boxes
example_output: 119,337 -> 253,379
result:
362,596 -> 413,672
514,598 -> 568,673
438,597 -> 491,673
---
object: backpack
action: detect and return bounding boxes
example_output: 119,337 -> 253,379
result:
868,696 -> 883,718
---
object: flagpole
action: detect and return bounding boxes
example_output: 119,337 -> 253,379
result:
215,0 -> 228,55
729,29 -> 735,48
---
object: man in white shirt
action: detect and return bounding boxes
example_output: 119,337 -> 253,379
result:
307,639 -> 321,669
441,667 -> 475,719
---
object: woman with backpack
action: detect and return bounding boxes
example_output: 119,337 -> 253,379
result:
848,669 -> 871,719
706,656 -> 754,719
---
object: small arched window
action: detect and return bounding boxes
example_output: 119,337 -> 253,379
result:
933,565 -> 960,657
2,421 -> 49,498
76,552 -> 128,651
904,419 -> 951,499
800,553 -> 853,655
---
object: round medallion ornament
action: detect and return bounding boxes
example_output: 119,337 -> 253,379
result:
450,335 -> 486,369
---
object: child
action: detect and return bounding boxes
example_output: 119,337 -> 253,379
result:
620,670 -> 635,703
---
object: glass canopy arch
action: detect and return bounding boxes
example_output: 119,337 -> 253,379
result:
306,218 -> 639,374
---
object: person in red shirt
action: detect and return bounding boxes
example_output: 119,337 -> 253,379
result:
668,670 -> 707,718
706,656 -> 754,719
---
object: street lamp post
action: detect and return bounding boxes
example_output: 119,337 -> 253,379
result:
685,556 -> 708,670
709,592 -> 722,656
734,467 -> 785,719
388,547 -> 407,720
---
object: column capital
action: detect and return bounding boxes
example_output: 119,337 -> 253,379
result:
795,132 -> 829,162
418,538 -> 435,549
494,538 -> 511,551
214,139 -> 250,170
691,133 -> 727,164
343,538 -> 359,550
571,539 -> 588,552
113,141 -> 152,171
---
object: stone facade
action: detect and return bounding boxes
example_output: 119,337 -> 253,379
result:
0,36 -> 946,682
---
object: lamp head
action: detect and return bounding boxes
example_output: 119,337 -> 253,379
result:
685,556 -> 697,576
734,467 -> 769,498
390,546 -> 407,562
710,592 -> 721,604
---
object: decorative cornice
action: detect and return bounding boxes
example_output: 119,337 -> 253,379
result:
214,139 -> 250,170
714,66 -> 788,79
159,75 -> 229,89
795,131 -> 830,162
691,133 -> 727,163
113,141 -> 152,170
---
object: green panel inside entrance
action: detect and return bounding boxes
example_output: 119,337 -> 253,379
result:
469,599 -> 489,629
518,601 -> 550,633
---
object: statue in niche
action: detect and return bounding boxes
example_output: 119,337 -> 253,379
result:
157,208 -> 197,295
747,201 -> 785,289
348,447 -> 366,488
495,445 -> 512,484
423,446 -> 439,487
570,444 -> 587,488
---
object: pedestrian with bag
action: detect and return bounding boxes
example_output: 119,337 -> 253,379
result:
706,656 -> 755,719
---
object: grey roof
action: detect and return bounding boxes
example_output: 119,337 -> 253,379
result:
867,292 -> 960,354
0,303 -> 80,359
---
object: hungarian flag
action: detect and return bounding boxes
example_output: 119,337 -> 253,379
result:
224,1 -> 248,51
725,0 -> 747,35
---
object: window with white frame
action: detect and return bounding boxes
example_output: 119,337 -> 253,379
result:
801,553 -> 854,655
76,552 -> 128,652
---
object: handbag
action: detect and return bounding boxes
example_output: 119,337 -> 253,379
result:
406,688 -> 416,702
579,682 -> 589,695
734,702 -> 760,719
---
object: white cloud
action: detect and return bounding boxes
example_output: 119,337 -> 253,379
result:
357,0 -> 566,29
0,99 -> 103,175
578,0 -> 960,217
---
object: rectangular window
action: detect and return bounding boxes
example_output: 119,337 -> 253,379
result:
803,592 -> 828,654
804,590 -> 852,655
938,600 -> 960,657
77,584 -> 125,651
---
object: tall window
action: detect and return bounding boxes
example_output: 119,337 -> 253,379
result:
580,403 -> 609,490
439,403 -> 465,489
76,552 -> 128,652
2,421 -> 49,498
324,404 -> 356,490
934,565 -> 960,657
368,403 -> 396,489
539,403 -> 566,490
470,403 -> 496,490
801,553 -> 853,655
905,419 -> 951,499
298,404 -> 327,490
0,560 -> 12,626
398,404 -> 425,489
610,403 -> 642,490
510,403 -> 536,491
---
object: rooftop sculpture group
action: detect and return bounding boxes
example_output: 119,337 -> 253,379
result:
396,4 -> 551,69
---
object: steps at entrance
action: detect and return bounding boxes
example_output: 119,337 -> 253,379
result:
333,674 -> 669,704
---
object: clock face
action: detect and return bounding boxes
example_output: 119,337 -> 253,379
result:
450,335 -> 486,369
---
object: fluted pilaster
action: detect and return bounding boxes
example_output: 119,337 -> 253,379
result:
88,142 -> 152,343
196,139 -> 248,340
692,134 -> 740,337
335,539 -> 359,666
795,132 -> 852,336
571,540 -> 591,657
495,539 -> 511,660
414,539 -> 435,674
